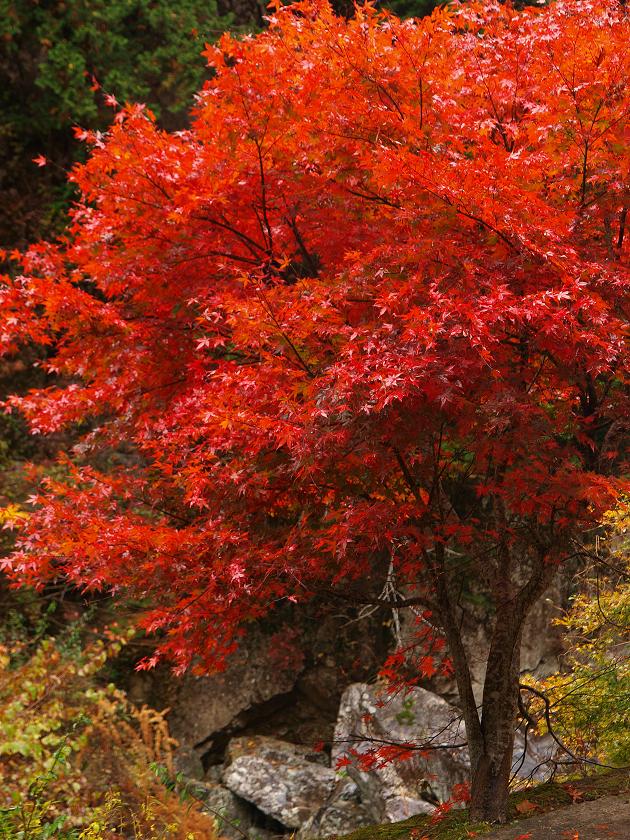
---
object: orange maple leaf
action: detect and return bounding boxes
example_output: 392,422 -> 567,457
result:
515,800 -> 539,815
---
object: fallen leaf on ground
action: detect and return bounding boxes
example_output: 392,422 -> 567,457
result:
515,800 -> 539,814
563,784 -> 584,803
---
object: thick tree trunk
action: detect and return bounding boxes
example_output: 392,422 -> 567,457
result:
468,607 -> 523,822
469,742 -> 515,823
468,645 -> 521,822
430,538 -> 556,823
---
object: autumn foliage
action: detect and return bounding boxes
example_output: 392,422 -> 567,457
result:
1,0 -> 628,822
0,630 -> 217,838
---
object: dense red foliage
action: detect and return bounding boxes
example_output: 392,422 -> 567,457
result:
2,0 -> 627,663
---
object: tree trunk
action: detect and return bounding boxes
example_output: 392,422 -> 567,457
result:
468,596 -> 524,823
429,534 -> 556,823
469,742 -> 515,823
468,625 -> 521,822
470,711 -> 516,823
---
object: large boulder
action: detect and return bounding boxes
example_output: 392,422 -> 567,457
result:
333,683 -> 560,822
512,730 -> 559,781
162,633 -> 303,763
333,683 -> 469,821
222,736 -> 338,829
297,779 -> 374,840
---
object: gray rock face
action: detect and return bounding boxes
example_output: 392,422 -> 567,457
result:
513,730 -> 559,781
223,736 -> 338,829
186,781 -> 257,840
396,579 -> 568,705
333,683 -> 469,820
297,779 -> 373,840
173,744 -> 205,781
171,676 -> 560,838
166,633 -> 302,751
333,683 -> 560,823
520,584 -> 566,677
225,735 -> 329,768
465,583 -> 566,699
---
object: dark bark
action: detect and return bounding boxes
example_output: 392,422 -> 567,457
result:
469,744 -> 516,822
431,544 -> 484,771
432,536 -> 557,823
469,620 -> 522,822
473,554 -> 556,821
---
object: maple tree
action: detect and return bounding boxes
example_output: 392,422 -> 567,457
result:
0,0 -> 628,823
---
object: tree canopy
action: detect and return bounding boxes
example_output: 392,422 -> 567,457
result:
0,0 -> 438,246
1,0 -> 628,822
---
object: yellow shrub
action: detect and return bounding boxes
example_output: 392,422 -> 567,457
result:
523,501 -> 630,769
0,628 -> 218,838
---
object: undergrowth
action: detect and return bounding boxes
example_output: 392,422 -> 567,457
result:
0,626 -> 218,839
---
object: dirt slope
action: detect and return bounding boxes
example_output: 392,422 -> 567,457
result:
480,793 -> 630,839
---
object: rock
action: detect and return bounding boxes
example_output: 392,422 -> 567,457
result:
512,730 -> 559,781
129,605 -> 391,774
344,762 -> 435,823
333,683 -> 469,820
204,764 -> 225,784
519,585 -> 566,678
333,682 -> 561,822
297,779 -> 373,839
343,765 -> 385,823
296,662 -> 347,719
166,631 -> 303,753
225,735 -> 328,767
223,736 -> 339,829
173,744 -> 205,780
186,780 -> 277,840
465,584 -> 566,696
187,781 -> 252,840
